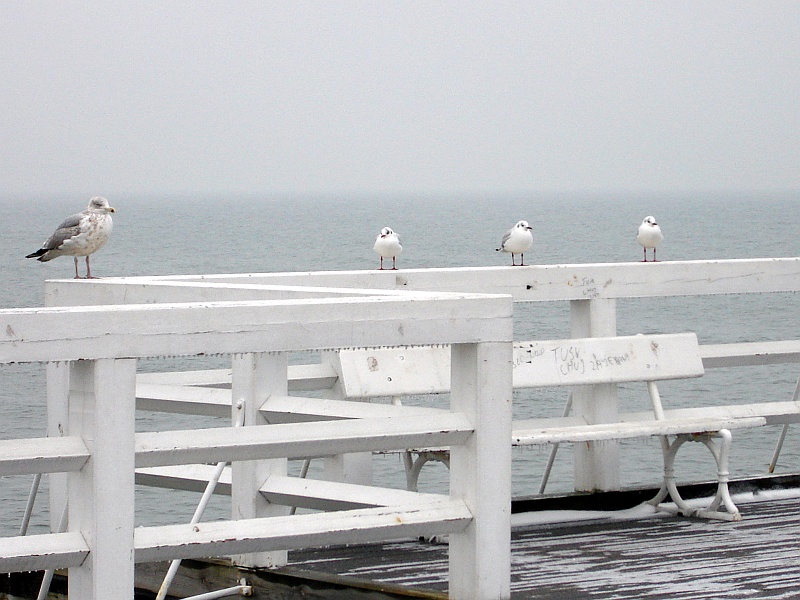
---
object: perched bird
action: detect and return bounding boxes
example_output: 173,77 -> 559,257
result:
26,196 -> 116,279
636,216 -> 663,262
373,227 -> 402,270
496,220 -> 533,266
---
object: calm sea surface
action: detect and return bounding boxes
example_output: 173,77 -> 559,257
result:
0,193 -> 798,536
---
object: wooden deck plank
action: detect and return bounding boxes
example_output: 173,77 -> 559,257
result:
289,493 -> 800,599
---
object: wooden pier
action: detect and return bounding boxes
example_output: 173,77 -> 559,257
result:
0,258 -> 798,599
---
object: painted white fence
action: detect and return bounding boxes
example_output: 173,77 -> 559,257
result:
0,290 -> 514,599
46,257 -> 800,492
1,257 -> 797,599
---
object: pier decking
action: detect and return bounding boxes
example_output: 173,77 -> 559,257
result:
0,258 -> 798,599
289,489 -> 800,600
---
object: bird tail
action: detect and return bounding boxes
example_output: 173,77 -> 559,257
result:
26,249 -> 47,260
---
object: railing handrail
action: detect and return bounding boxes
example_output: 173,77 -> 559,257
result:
0,292 -> 512,364
44,257 -> 800,305
0,288 -> 515,599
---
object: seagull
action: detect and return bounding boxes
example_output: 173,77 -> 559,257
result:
496,220 -> 533,266
26,196 -> 116,279
636,216 -> 663,262
373,227 -> 402,270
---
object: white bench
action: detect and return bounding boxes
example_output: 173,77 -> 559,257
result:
332,333 -> 766,520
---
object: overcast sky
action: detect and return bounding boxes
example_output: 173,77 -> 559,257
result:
1,1 -> 798,199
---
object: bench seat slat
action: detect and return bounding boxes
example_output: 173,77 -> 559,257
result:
512,416 -> 766,445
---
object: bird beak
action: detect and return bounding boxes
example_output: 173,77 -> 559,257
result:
108,207 -> 116,213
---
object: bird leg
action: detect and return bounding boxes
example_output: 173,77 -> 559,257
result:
641,248 -> 648,262
519,254 -> 525,267
379,257 -> 384,270
391,257 -> 397,270
85,256 -> 97,278
652,248 -> 658,262
73,257 -> 81,279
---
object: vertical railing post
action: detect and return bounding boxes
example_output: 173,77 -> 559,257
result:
231,352 -> 289,568
320,352 -> 373,486
448,341 -> 512,600
570,298 -> 620,491
67,358 -> 137,599
46,361 -> 70,532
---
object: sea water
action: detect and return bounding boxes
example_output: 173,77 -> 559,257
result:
0,192 -> 798,535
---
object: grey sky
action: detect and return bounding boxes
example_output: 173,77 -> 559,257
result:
1,1 -> 798,198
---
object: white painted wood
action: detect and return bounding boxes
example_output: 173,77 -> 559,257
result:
46,361 -> 70,532
0,532 -> 88,573
261,395 -> 446,424
512,416 -> 766,444
47,257 -> 800,302
9,258 -> 793,599
259,474 -> 447,511
132,337 -> 797,418
0,436 -> 89,476
332,346 -> 452,398
134,413 -> 473,468
0,293 -> 512,363
570,298 -> 620,492
45,280 -> 398,307
136,464 -> 232,494
512,333 -> 705,387
136,467 -> 448,511
514,401 -> 800,433
67,359 -> 137,599
134,500 -> 472,563
619,402 -> 800,427
231,352 -> 289,568
136,369 -> 232,386
700,340 -> 800,368
136,382 -> 231,416
136,363 -> 339,392
322,452 -> 373,487
449,342 -> 512,600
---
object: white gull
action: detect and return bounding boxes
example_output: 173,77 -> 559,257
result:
26,196 -> 116,278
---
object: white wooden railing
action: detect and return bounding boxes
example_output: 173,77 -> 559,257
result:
1,258 -> 797,599
46,257 -> 800,492
0,291 -> 514,599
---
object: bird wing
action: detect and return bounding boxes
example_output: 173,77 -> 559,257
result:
498,229 -> 512,249
42,213 -> 85,250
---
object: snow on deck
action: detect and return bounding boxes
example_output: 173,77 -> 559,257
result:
289,491 -> 800,599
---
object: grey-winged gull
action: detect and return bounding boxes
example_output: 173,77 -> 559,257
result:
636,216 -> 663,262
373,227 -> 402,270
496,220 -> 533,266
26,196 -> 116,278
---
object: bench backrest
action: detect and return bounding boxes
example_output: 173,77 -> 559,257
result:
330,333 -> 704,398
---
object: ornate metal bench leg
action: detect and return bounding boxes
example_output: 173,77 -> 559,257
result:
694,429 -> 741,521
402,451 -> 417,491
404,451 -> 451,492
652,435 -> 697,517
651,429 -> 741,521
